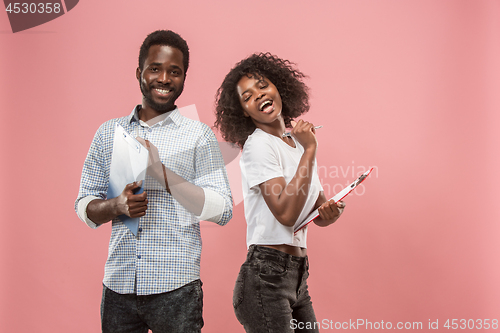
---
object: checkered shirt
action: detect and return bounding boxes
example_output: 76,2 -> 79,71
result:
75,106 -> 233,295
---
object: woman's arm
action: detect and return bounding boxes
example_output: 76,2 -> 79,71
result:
259,120 -> 318,227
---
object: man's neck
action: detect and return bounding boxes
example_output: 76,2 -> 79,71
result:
139,105 -> 175,126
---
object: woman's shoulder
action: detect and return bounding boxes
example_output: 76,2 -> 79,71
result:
242,129 -> 281,163
243,129 -> 276,152
246,128 -> 276,144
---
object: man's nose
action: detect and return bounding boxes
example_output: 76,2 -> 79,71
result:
157,70 -> 171,84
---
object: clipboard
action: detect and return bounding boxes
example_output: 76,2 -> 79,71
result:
107,123 -> 149,236
294,167 -> 373,233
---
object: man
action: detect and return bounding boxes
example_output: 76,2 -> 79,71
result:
75,30 -> 233,332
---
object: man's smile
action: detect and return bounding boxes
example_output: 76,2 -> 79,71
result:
153,87 -> 173,96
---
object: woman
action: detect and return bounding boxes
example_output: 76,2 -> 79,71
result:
215,53 -> 345,332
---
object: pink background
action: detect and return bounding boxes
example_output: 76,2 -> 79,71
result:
1,0 -> 499,331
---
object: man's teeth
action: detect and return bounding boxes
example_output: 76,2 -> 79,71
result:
155,88 -> 171,94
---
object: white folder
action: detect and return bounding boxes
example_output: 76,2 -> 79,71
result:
107,123 -> 149,236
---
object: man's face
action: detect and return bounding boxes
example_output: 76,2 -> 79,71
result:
137,45 -> 185,112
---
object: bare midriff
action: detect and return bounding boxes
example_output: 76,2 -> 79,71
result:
261,244 -> 307,257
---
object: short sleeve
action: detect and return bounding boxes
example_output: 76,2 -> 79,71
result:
241,133 -> 283,189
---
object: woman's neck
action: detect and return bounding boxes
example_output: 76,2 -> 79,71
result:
255,120 -> 295,148
254,118 -> 286,139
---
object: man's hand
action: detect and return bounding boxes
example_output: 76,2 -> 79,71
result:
136,137 -> 167,188
86,181 -> 148,225
115,181 -> 148,218
136,137 -> 205,216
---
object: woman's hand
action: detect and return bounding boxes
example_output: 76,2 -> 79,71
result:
318,200 -> 345,221
290,120 -> 317,152
313,192 -> 346,227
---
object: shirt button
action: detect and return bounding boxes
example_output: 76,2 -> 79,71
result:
137,255 -> 141,259
148,128 -> 152,132
138,227 -> 143,232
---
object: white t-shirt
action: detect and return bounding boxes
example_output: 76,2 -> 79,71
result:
240,128 -> 323,249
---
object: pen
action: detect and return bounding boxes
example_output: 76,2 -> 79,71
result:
282,125 -> 323,138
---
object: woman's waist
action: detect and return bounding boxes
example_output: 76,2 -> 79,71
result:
259,244 -> 307,257
247,244 -> 308,263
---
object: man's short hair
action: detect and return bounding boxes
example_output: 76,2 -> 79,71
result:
138,30 -> 190,73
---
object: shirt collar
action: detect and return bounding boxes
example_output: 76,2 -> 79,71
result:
128,105 -> 183,128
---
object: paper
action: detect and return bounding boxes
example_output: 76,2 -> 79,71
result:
107,123 -> 149,236
294,168 -> 373,233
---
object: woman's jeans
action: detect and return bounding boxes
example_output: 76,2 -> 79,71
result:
233,245 -> 319,333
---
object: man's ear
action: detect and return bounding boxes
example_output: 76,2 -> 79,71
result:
136,67 -> 141,81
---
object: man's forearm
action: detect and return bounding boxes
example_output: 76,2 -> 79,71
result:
146,160 -> 205,216
163,166 -> 205,216
140,138 -> 227,219
86,198 -> 120,226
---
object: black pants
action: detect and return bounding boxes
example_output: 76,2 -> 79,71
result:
101,279 -> 203,333
233,245 -> 319,333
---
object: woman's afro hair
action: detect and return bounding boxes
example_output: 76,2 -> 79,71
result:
214,53 -> 309,149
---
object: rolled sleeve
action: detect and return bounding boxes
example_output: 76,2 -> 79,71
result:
195,188 -> 226,222
76,195 -> 100,229
75,121 -> 114,227
193,127 -> 233,225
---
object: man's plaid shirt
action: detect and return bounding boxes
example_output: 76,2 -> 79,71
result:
75,106 -> 233,295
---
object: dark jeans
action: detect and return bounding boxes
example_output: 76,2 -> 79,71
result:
233,245 -> 319,333
101,279 -> 203,333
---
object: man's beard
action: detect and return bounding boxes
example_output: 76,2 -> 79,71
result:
140,82 -> 184,112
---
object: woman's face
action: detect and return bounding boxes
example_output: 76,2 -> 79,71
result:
236,74 -> 283,127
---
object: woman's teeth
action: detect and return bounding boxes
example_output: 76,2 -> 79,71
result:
260,100 -> 273,112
